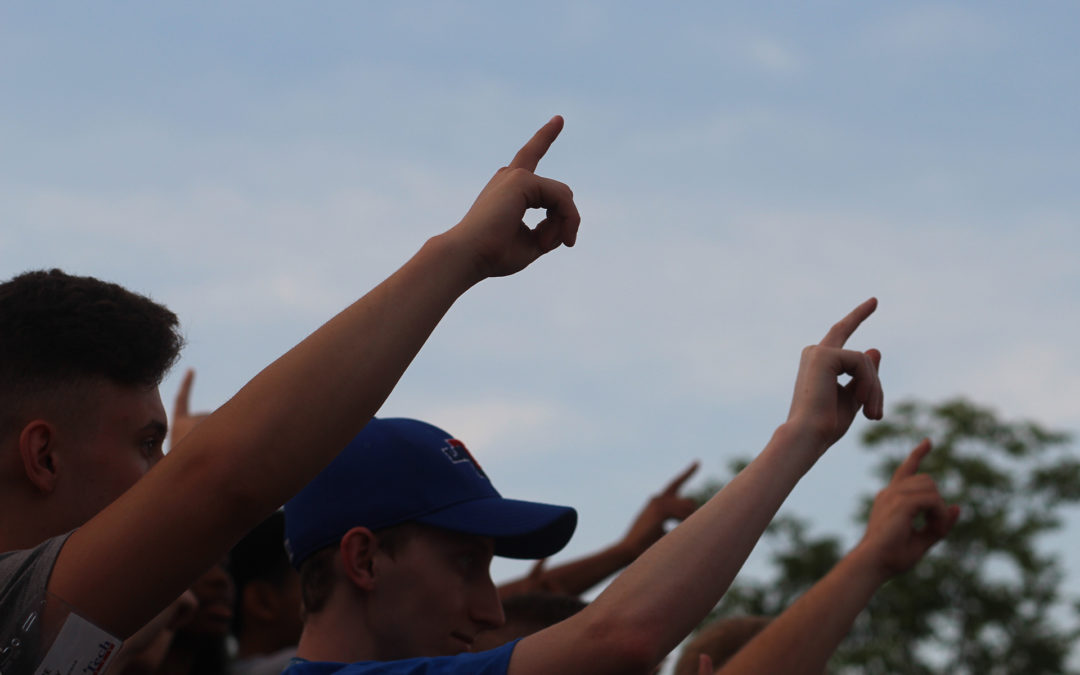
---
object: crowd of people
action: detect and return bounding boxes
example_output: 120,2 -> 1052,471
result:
0,117 -> 956,674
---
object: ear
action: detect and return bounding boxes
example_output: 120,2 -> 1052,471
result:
339,527 -> 379,591
18,420 -> 58,493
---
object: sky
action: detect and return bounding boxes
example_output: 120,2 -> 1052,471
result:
3,0 -> 1080,655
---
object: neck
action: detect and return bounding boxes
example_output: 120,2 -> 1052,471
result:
295,608 -> 378,663
0,497 -> 67,553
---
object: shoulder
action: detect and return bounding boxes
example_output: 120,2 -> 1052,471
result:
285,642 -> 517,675
0,534 -> 69,575
1,534 -> 70,609
0,534 -> 73,672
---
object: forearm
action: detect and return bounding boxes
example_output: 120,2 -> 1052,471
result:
51,116 -> 580,640
588,424 -> 818,655
513,423 -> 822,674
716,546 -> 886,674
716,438 -> 957,674
503,464 -> 700,599
499,544 -> 636,599
155,230 -> 484,526
55,231 -> 483,636
190,230 -> 482,506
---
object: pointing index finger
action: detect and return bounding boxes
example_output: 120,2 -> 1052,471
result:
527,558 -> 548,580
661,461 -> 700,496
173,368 -> 195,419
508,116 -> 564,172
820,297 -> 878,348
892,438 -> 932,483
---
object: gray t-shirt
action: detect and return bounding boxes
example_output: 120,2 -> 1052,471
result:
0,534 -> 69,674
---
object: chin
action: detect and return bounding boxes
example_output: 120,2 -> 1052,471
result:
444,639 -> 474,656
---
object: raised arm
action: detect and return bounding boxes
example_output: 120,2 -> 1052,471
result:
47,117 -> 580,639
498,462 -> 699,599
510,298 -> 885,675
716,439 -> 958,674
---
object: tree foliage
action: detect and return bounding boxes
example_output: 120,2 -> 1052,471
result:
704,398 -> 1080,674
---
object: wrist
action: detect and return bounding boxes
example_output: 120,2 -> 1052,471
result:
423,228 -> 488,292
769,422 -> 828,476
610,539 -> 643,566
844,540 -> 895,589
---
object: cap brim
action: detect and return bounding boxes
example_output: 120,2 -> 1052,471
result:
416,496 -> 577,559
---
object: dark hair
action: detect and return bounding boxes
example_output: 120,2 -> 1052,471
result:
228,511 -> 295,635
298,546 -> 337,618
298,524 -> 417,618
0,269 -> 183,436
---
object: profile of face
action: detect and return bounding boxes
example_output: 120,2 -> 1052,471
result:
43,381 -> 167,528
239,565 -> 303,648
365,525 -> 505,659
183,561 -> 236,637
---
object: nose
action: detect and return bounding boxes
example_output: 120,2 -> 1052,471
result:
470,578 -> 506,630
193,561 -> 235,603
168,590 -> 199,630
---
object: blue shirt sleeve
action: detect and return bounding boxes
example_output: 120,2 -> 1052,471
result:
283,640 -> 518,675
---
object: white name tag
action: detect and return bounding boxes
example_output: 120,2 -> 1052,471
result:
32,613 -> 121,675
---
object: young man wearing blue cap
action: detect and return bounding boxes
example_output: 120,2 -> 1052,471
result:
284,417 -> 577,665
0,117 -> 578,674
280,299 -> 958,675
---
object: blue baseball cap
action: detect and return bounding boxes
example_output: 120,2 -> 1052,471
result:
284,417 -> 577,567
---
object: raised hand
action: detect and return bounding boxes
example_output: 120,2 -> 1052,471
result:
169,368 -> 211,450
856,439 -> 959,578
451,116 -> 580,280
619,462 -> 700,556
786,298 -> 884,452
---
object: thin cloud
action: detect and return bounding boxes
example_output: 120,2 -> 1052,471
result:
385,397 -> 568,458
862,5 -> 1002,56
744,36 -> 803,75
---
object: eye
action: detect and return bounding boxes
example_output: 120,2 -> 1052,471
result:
140,436 -> 164,462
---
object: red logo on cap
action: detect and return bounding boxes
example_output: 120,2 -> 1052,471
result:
441,438 -> 488,479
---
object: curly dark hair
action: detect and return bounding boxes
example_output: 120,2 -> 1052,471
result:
0,268 -> 184,436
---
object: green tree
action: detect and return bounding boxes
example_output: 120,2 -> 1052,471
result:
705,398 -> 1080,674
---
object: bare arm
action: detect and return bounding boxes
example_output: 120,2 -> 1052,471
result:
510,299 -> 886,675
716,440 -> 958,674
47,117 -> 581,638
497,463 -> 699,599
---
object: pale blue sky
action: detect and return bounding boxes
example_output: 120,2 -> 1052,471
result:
3,0 -> 1080,652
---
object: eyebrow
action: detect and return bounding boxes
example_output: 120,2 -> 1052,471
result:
139,420 -> 168,437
